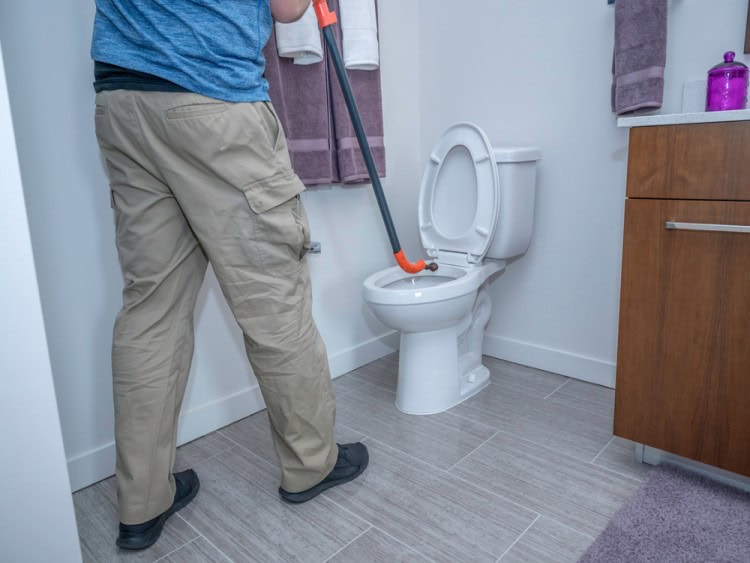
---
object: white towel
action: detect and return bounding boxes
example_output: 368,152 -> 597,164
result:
274,4 -> 323,65
339,0 -> 379,70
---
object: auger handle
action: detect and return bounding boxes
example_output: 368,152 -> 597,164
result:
311,0 -> 437,274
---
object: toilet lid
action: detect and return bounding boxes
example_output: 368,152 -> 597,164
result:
418,123 -> 500,263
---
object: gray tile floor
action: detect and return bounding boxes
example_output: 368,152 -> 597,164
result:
74,354 -> 650,562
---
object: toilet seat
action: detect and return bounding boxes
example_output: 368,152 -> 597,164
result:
418,123 -> 500,265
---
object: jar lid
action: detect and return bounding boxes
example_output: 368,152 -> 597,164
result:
709,51 -> 748,73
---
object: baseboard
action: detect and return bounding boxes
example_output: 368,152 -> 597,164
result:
67,332 -> 399,492
641,444 -> 750,493
328,331 -> 399,378
67,440 -> 117,493
483,333 -> 616,388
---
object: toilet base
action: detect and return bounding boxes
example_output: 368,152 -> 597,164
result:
395,327 -> 490,415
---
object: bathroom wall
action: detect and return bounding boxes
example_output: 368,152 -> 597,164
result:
0,42 -> 81,562
0,0 -> 421,490
416,0 -> 750,388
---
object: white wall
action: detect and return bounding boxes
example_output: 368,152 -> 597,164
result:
417,0 -> 750,388
0,0 -> 421,491
0,41 -> 82,563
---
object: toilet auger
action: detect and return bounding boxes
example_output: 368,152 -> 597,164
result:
312,0 -> 438,274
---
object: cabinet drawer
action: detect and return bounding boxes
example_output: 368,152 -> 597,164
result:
627,122 -> 750,201
614,199 -> 750,476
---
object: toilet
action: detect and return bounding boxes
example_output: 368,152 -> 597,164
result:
363,123 -> 540,415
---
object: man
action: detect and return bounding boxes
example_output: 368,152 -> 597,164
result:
91,0 -> 368,550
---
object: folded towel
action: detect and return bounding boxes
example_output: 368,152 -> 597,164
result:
264,26 -> 335,185
611,0 -> 667,115
339,0 -> 379,70
274,3 -> 323,65
328,0 -> 385,183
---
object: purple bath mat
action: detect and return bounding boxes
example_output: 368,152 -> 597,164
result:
580,464 -> 750,562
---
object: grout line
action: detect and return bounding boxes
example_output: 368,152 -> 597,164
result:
320,493 -> 377,524
543,516 -> 597,542
336,420 -> 371,442
590,436 -> 614,464
442,408 -> 500,433
321,526 -> 372,563
216,428 -> 243,447
344,373 -> 398,395
447,430 -> 501,471
590,462 -> 649,484
213,432 -> 282,474
152,536 -> 199,562
496,514 -> 540,562
367,524 -> 439,563
543,378 -> 571,399
176,517 -> 234,562
331,375 -> 360,398
446,469 -> 542,519
184,446 -> 238,470
363,436 -> 541,518
360,436 -> 454,475
321,495 -> 438,563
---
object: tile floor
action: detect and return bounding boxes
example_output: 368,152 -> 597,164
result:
74,354 -> 651,562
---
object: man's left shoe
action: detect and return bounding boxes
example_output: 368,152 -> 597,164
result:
116,469 -> 200,550
279,442 -> 369,504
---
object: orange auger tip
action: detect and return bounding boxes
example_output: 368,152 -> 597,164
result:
394,250 -> 437,274
313,0 -> 338,28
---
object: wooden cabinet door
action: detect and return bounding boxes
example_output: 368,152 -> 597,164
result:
614,199 -> 750,476
628,122 -> 750,201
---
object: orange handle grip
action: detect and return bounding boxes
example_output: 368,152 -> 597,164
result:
394,250 -> 426,274
312,0 -> 338,28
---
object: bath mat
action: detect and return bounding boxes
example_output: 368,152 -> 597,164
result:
580,464 -> 750,562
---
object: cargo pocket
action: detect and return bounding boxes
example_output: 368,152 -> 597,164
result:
244,173 -> 307,277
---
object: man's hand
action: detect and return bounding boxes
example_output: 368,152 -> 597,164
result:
270,0 -> 311,23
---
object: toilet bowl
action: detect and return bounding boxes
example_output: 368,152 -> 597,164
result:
363,123 -> 540,415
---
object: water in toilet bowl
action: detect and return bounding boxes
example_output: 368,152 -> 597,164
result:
384,275 -> 454,290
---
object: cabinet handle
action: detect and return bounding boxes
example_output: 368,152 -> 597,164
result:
665,221 -> 750,234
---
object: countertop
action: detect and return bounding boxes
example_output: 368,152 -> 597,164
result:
617,108 -> 750,128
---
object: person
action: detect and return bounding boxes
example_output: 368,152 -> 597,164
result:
91,0 -> 368,550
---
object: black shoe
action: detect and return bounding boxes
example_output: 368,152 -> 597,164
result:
279,443 -> 369,504
116,469 -> 200,550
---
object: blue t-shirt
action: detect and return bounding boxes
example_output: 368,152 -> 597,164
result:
91,0 -> 272,103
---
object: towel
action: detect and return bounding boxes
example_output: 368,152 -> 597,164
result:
264,26 -> 335,185
611,0 -> 667,115
328,0 -> 386,183
263,0 -> 385,186
274,3 -> 323,65
339,0 -> 379,70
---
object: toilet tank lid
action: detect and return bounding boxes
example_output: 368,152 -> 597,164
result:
493,147 -> 541,163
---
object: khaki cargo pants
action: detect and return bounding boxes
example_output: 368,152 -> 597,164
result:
94,90 -> 337,525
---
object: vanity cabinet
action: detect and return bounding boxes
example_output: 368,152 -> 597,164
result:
614,121 -> 750,478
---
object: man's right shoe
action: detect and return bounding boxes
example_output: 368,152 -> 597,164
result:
279,442 -> 369,503
116,468 -> 200,550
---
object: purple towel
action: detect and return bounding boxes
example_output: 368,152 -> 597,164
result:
264,27 -> 335,186
611,0 -> 667,115
263,2 -> 386,186
328,0 -> 386,184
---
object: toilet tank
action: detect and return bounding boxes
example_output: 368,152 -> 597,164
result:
485,147 -> 541,260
